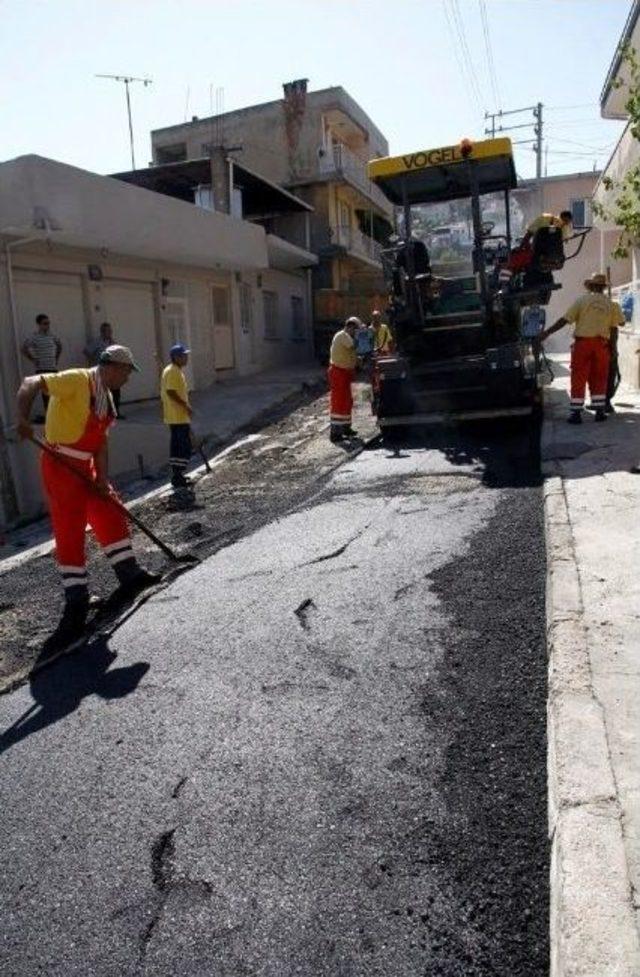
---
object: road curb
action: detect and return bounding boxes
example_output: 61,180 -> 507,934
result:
543,450 -> 640,974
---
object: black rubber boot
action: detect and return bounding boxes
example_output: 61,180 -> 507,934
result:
595,409 -> 607,422
171,464 -> 191,488
567,410 -> 582,425
52,595 -> 90,649
115,558 -> 162,596
329,425 -> 344,443
344,427 -> 359,438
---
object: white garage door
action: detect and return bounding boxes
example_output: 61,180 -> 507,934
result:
15,271 -> 86,372
102,281 -> 158,401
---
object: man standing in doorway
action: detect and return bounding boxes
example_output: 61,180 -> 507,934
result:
15,345 -> 159,645
21,313 -> 62,421
328,317 -> 359,443
85,322 -> 125,418
539,272 -> 621,423
161,343 -> 193,488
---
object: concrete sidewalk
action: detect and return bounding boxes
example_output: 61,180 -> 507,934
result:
1,361 -> 324,562
542,354 -> 640,976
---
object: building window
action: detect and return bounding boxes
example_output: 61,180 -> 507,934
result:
290,295 -> 305,341
194,185 -> 215,211
263,291 -> 279,340
570,198 -> 592,228
155,143 -> 187,164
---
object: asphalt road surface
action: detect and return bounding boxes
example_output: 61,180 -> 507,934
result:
0,413 -> 547,977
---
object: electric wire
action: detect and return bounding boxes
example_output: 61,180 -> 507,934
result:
478,0 -> 501,109
443,0 -> 484,113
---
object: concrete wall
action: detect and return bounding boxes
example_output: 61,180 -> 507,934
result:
0,155 -> 268,272
513,172 -> 631,353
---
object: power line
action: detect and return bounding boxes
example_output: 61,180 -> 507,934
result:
548,136 -> 615,152
478,0 -> 501,109
485,102 -> 543,179
546,102 -> 598,112
442,0 -> 475,112
445,0 -> 484,112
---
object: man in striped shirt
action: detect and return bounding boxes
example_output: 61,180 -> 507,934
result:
21,313 -> 62,421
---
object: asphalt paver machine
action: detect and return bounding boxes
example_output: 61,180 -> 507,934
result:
366,137 -> 545,428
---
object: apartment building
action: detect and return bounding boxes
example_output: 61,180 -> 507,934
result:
593,0 -> 640,387
151,80 -> 395,351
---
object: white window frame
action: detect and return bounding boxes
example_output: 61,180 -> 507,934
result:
570,197 -> 592,228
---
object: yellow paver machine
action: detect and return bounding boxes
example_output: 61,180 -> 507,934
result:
367,137 -> 546,428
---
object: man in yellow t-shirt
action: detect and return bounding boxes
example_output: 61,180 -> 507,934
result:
370,310 -> 393,354
523,210 -> 574,245
539,273 -> 620,423
161,343 -> 193,488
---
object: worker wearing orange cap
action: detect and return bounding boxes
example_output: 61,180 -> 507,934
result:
16,345 -> 159,645
328,317 -> 360,442
539,273 -> 621,424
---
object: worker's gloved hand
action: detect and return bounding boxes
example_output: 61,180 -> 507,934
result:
94,478 -> 112,498
16,418 -> 34,441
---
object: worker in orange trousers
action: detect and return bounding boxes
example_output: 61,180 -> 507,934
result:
539,272 -> 623,424
328,316 -> 360,443
16,345 -> 160,645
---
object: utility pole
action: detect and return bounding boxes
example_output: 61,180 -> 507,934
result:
484,103 -> 544,180
96,74 -> 152,170
533,102 -> 543,180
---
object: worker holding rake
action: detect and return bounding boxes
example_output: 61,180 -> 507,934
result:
328,316 -> 360,443
16,345 -> 160,646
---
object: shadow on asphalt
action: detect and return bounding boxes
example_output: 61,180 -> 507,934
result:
372,419 -> 542,489
544,385 -> 640,476
0,639 -> 149,756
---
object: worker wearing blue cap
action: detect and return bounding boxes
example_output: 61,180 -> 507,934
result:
161,343 -> 193,488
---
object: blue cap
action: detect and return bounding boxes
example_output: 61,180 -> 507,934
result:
170,343 -> 190,358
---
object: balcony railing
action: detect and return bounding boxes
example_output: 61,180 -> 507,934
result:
319,143 -> 391,214
611,279 -> 640,332
328,223 -> 383,264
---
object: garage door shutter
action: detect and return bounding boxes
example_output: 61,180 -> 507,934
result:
15,272 -> 86,372
102,281 -> 159,401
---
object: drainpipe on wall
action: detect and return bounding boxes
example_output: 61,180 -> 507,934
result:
5,237 -> 41,385
0,236 -> 43,524
306,267 -> 314,354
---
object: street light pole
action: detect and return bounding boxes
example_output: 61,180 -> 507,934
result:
96,73 -> 152,170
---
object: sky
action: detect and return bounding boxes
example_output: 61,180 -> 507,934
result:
0,0 -> 631,181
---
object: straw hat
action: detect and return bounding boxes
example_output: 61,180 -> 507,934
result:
584,272 -> 607,289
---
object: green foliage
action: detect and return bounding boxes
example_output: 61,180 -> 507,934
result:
592,45 -> 640,259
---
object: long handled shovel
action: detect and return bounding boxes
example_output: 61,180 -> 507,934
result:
29,434 -> 198,565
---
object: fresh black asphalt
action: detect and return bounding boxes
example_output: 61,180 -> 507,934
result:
0,409 -> 547,976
